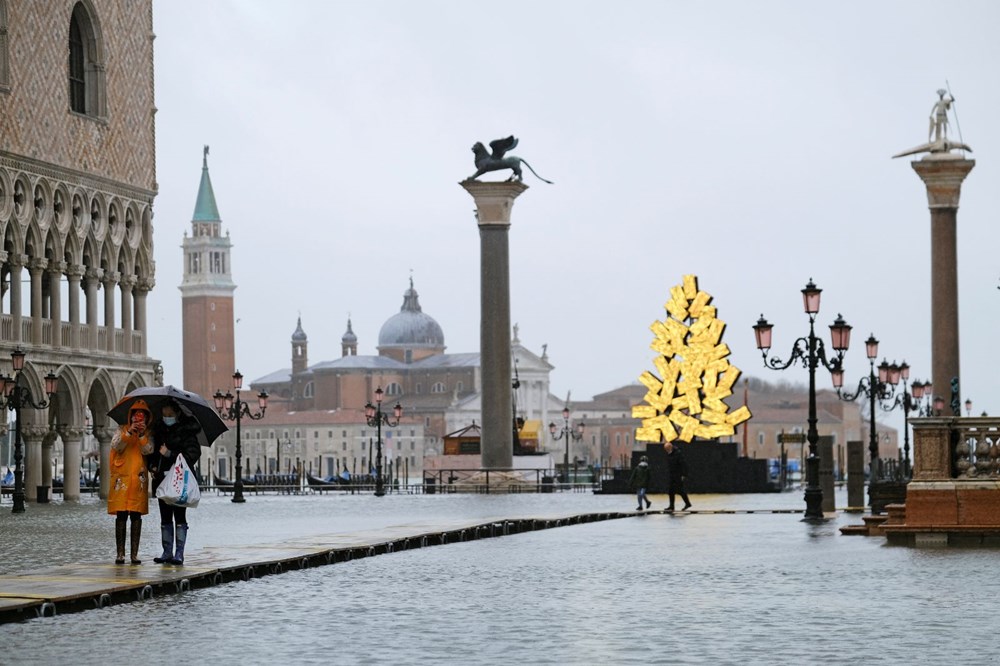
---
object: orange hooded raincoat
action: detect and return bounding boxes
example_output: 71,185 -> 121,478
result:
107,399 -> 154,515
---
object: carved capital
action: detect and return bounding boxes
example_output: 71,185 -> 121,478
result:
58,426 -> 87,442
6,253 -> 27,269
120,274 -> 137,289
66,264 -> 86,280
47,260 -> 67,276
85,267 -> 104,283
101,271 -> 120,286
27,257 -> 48,273
21,424 -> 51,442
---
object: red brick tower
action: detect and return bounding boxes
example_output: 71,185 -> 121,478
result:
180,146 -> 236,401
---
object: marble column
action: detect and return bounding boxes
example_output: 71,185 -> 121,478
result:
135,277 -> 153,356
120,275 -> 134,354
93,426 -> 113,500
28,257 -> 47,346
460,180 -> 529,469
102,271 -> 118,353
8,253 -> 24,342
41,427 -> 56,493
911,155 -> 974,413
67,265 -> 84,348
60,426 -> 84,501
48,261 -> 65,347
23,424 -> 46,501
84,268 -> 101,349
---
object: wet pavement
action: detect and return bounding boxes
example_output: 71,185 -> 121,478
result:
1,489 -> 994,664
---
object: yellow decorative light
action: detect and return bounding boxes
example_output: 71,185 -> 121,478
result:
632,274 -> 752,443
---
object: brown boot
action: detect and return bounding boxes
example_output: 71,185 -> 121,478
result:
129,515 -> 142,565
115,514 -> 127,565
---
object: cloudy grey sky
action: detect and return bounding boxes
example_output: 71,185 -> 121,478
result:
148,1 -> 999,437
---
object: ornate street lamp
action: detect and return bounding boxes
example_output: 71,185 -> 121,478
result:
831,336 -> 907,500
0,348 -> 58,513
214,370 -> 268,503
364,387 -> 401,497
753,279 -> 852,520
549,406 -> 584,486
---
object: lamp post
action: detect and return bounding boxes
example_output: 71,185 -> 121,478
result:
548,407 -> 584,486
364,386 -> 401,497
0,348 -> 58,514
830,336 -> 900,486
964,398 -> 973,417
753,279 -> 852,520
213,371 -> 268,504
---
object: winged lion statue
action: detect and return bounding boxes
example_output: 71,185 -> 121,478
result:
466,136 -> 553,184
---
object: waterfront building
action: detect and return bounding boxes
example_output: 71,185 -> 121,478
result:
0,1 -> 158,501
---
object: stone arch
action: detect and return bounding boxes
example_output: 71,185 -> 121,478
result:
51,182 -> 72,235
14,361 -> 57,429
49,363 -> 85,429
89,191 -> 107,241
87,366 -> 117,431
12,172 -> 31,224
134,244 -> 152,280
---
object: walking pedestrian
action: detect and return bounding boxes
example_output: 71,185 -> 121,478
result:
108,399 -> 153,565
665,442 -> 692,512
149,400 -> 203,565
628,455 -> 652,511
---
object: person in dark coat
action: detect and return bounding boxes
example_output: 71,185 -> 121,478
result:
148,400 -> 203,565
628,455 -> 652,511
664,441 -> 692,512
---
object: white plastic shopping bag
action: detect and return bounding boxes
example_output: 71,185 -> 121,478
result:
155,453 -> 201,508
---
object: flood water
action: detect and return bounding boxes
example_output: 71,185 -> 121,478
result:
1,489 -> 996,665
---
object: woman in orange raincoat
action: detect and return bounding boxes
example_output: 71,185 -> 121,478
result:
108,399 -> 154,564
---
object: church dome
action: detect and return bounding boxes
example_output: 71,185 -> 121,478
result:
378,279 -> 445,349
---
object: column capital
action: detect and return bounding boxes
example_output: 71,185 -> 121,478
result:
136,276 -> 155,292
7,253 -> 27,268
120,274 -> 137,289
47,260 -> 67,275
460,180 -> 529,228
85,267 -> 104,283
58,426 -> 87,441
911,157 -> 975,209
101,271 -> 121,286
66,264 -> 86,280
27,257 -> 48,273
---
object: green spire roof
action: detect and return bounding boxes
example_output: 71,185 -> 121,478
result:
192,145 -> 221,222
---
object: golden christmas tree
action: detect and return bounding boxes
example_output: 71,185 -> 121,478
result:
632,274 -> 751,443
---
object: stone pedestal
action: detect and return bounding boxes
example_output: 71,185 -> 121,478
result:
846,440 -> 864,510
460,180 -> 529,469
910,155 -> 974,410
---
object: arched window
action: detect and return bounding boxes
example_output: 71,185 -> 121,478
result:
303,381 -> 314,398
431,382 -> 446,394
456,381 -> 463,392
385,382 -> 403,396
68,2 -> 107,117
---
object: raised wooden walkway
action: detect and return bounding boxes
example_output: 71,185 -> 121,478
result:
0,507 -> 801,624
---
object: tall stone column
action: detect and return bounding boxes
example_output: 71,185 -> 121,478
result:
84,268 -> 101,349
911,155 -> 974,413
93,426 -> 113,500
60,426 -> 84,501
135,277 -> 153,356
67,265 -> 84,348
41,427 -> 56,491
120,274 -> 135,353
28,258 -> 47,346
102,271 -> 119,353
23,424 -> 46,501
460,180 -> 529,469
8,253 -> 25,342
48,261 -> 65,347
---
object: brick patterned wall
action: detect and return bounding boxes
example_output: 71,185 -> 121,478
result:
0,1 -> 155,192
182,294 -> 235,401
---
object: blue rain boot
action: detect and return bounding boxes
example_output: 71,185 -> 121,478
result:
154,524 -> 174,564
170,524 -> 188,565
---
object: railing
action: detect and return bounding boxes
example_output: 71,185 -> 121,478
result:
912,416 -> 1000,480
0,314 -> 144,355
954,419 -> 1000,478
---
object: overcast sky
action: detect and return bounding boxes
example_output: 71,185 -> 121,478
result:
148,1 -> 999,438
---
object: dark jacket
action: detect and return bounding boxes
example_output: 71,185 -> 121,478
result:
149,416 -> 203,487
665,447 -> 688,485
628,462 -> 651,490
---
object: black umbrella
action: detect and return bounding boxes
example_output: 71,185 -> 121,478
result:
107,385 -> 229,445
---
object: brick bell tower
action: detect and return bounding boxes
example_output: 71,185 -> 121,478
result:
180,146 -> 236,402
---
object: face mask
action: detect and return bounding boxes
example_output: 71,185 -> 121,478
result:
162,416 -> 177,426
